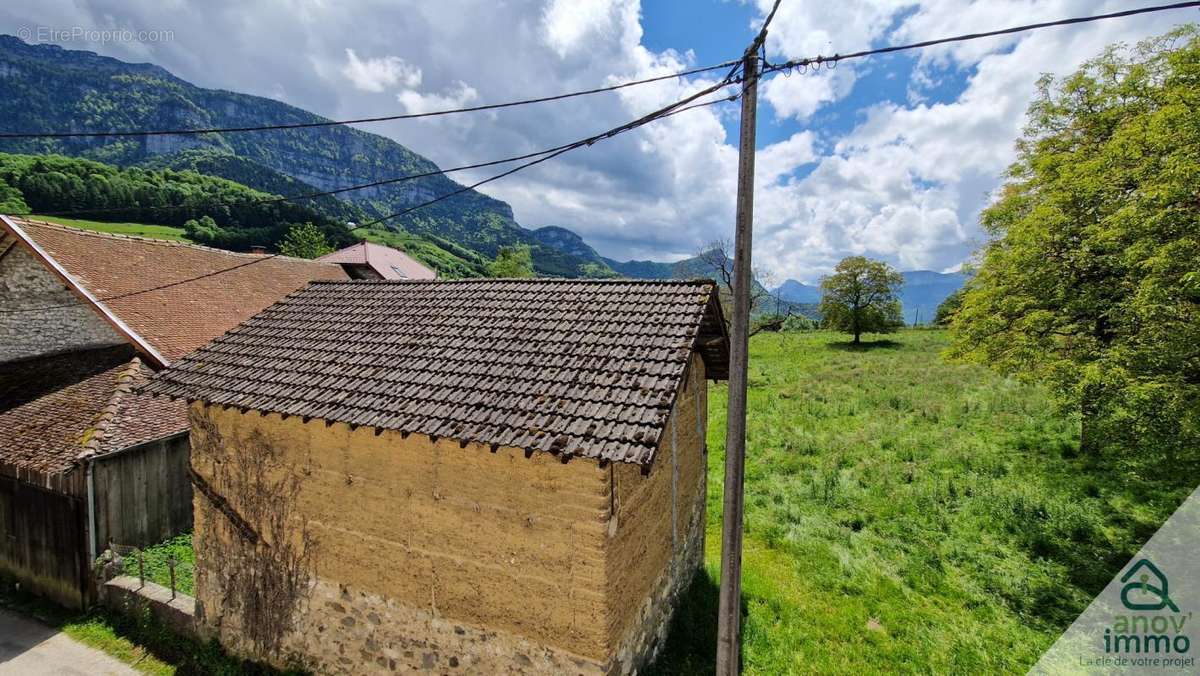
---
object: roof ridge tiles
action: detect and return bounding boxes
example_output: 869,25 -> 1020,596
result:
77,357 -> 144,460
7,216 -> 339,265
305,277 -> 718,286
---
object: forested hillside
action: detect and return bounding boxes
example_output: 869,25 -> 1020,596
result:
0,36 -> 609,277
0,152 -> 491,275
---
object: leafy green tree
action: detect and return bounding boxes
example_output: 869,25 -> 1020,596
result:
277,222 -> 334,259
948,28 -> 1200,461
183,215 -> 223,241
487,245 -> 535,278
934,288 -> 963,326
0,178 -> 28,213
819,256 -> 904,344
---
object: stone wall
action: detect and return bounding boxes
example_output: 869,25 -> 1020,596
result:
103,575 -> 197,639
0,240 -> 123,362
188,354 -> 709,674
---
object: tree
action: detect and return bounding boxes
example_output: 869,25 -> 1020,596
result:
934,288 -> 963,326
487,245 -> 535,278
819,256 -> 904,344
277,222 -> 334,259
690,238 -> 785,334
948,28 -> 1200,462
0,177 -> 28,213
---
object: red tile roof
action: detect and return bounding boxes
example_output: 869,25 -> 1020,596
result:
143,279 -> 729,465
0,345 -> 187,473
317,240 -> 436,280
4,217 -> 350,362
0,216 -> 353,473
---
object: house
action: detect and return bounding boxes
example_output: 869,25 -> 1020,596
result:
141,278 -> 730,675
316,239 -> 437,279
0,215 -> 398,606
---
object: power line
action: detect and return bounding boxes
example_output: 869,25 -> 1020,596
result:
357,87 -> 740,229
19,92 -> 740,221
1,89 -> 741,313
762,1 -> 1200,74
0,60 -> 739,139
0,253 -> 280,314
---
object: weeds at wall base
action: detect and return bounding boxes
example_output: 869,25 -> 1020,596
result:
0,573 -> 299,675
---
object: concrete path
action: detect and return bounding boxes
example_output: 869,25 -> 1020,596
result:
0,607 -> 137,675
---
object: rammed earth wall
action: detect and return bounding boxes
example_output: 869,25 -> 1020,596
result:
188,354 -> 708,674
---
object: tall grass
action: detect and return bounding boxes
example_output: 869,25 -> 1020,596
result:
651,330 -> 1192,674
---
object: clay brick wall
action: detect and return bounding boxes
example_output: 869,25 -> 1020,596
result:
0,242 -> 123,362
189,356 -> 708,674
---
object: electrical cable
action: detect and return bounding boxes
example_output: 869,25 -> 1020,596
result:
762,1 -> 1200,75
0,60 -> 739,139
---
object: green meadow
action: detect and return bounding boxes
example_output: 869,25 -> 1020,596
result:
652,330 -> 1192,675
34,215 -> 192,241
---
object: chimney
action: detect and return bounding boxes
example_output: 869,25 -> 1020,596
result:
250,245 -> 267,255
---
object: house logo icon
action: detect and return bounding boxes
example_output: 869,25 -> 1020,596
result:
1120,559 -> 1180,612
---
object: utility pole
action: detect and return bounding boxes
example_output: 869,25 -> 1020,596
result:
715,47 -> 760,676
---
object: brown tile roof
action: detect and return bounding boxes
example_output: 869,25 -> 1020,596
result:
142,279 -> 729,465
0,345 -> 185,473
4,217 -> 350,362
317,240 -> 436,280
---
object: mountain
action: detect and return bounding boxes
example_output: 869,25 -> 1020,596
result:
899,270 -> 968,325
0,36 -> 608,277
774,279 -> 822,304
773,270 -> 967,324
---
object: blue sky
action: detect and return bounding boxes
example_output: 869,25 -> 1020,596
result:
0,0 -> 1194,281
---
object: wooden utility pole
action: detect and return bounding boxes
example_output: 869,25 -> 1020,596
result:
715,48 -> 760,676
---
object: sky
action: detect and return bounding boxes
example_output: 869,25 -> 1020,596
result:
1,1 -> 1196,282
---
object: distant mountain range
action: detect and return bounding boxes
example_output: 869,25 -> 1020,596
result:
0,36 -> 648,278
774,270 -> 967,324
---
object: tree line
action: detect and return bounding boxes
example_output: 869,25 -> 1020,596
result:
0,152 -> 354,252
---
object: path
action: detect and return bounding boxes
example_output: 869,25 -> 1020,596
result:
0,607 -> 137,675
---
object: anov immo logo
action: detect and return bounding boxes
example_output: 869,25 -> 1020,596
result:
1102,559 -> 1190,657
1031,486 -> 1200,674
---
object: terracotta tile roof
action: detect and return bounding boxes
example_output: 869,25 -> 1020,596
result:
142,279 -> 729,465
6,217 -> 350,361
0,345 -> 185,473
317,240 -> 437,280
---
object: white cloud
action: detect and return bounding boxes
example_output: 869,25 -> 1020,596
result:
340,48 -> 421,92
396,81 -> 479,114
0,0 -> 1192,281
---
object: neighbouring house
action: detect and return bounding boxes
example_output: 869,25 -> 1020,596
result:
0,215 -> 414,606
141,278 -> 729,675
316,239 -> 437,279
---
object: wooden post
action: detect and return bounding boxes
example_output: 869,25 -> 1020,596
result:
168,553 -> 177,599
716,49 -> 760,676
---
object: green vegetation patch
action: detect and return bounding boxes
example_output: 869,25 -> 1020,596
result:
651,330 -> 1192,675
35,215 -> 192,242
123,534 -> 195,597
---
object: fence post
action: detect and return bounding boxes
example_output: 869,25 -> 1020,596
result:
136,549 -> 144,589
168,554 -> 177,600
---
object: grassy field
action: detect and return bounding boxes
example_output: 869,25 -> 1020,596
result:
652,329 -> 1191,674
33,215 -> 192,242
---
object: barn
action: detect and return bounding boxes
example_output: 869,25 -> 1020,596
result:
142,278 -> 729,675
